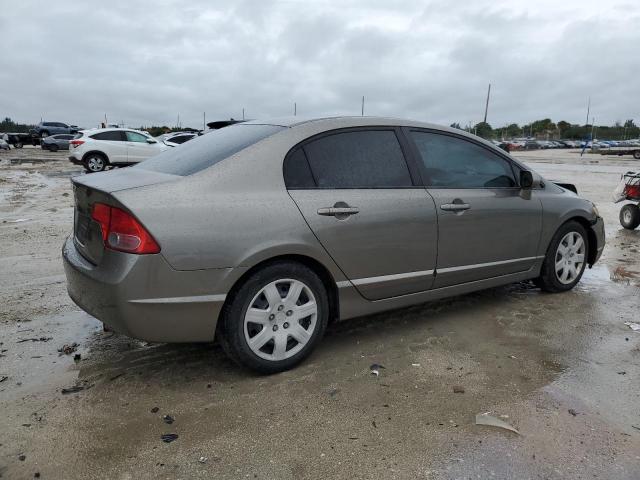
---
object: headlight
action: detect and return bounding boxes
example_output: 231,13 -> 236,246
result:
591,203 -> 600,217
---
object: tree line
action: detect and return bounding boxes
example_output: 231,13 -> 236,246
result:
451,119 -> 640,140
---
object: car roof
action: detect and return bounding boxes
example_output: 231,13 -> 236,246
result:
242,115 -> 501,151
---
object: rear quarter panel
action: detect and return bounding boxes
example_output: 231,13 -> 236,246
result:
113,134 -> 348,283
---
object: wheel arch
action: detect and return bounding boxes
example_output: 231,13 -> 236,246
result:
562,216 -> 598,266
82,150 -> 110,164
219,254 -> 340,335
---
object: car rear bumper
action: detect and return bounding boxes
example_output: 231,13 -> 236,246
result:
68,154 -> 83,165
62,236 -> 243,342
590,216 -> 605,264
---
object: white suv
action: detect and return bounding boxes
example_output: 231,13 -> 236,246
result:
69,128 -> 168,172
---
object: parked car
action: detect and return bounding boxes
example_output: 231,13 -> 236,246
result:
41,134 -> 75,151
0,137 -> 9,151
34,122 -> 79,138
63,116 -> 605,373
68,128 -> 168,172
161,131 -> 199,147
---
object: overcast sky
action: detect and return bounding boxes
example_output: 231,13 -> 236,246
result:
1,0 -> 638,129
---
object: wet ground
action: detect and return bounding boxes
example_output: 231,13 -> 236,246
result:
1,147 -> 639,479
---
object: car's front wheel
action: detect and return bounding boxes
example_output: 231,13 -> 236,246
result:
220,262 -> 329,374
535,221 -> 588,292
84,154 -> 107,173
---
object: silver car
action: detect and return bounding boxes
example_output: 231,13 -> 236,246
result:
63,117 -> 605,373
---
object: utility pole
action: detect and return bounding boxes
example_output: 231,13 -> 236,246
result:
294,102 -> 297,116
242,108 -> 245,121
361,96 -> 365,116
585,97 -> 590,126
203,112 -> 206,131
483,83 -> 491,123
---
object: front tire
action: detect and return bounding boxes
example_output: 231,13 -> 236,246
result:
84,153 -> 107,173
620,204 -> 640,230
535,221 -> 588,293
220,262 -> 329,374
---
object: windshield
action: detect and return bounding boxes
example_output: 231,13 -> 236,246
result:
136,124 -> 285,176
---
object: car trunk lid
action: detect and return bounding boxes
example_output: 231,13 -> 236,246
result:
71,168 -> 179,265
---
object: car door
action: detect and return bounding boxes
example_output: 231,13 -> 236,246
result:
125,131 -> 159,163
90,130 -> 128,163
285,128 -> 439,300
406,129 -> 543,288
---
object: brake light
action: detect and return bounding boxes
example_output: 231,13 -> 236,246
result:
90,203 -> 160,254
70,139 -> 84,147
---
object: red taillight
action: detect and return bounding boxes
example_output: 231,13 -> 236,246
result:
70,139 -> 85,147
90,203 -> 160,254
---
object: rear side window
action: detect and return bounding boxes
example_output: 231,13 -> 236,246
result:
137,124 -> 285,176
409,131 -> 516,188
169,135 -> 195,144
284,148 -> 315,188
91,131 -> 125,141
300,130 -> 412,188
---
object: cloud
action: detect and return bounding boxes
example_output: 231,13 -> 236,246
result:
0,0 -> 638,129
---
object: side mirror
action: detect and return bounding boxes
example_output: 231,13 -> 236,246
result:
520,170 -> 533,189
146,138 -> 157,144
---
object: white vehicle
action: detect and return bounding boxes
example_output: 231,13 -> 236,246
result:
162,131 -> 199,147
69,128 -> 168,172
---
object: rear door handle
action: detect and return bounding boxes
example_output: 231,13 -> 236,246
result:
440,203 -> 470,211
317,207 -> 360,216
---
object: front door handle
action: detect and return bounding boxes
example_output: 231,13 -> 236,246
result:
317,207 -> 360,216
317,202 -> 359,219
440,203 -> 470,211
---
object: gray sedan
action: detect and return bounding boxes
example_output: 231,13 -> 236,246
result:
63,117 -> 605,373
41,134 -> 75,152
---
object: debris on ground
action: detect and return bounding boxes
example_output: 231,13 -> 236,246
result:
198,456 -> 207,464
17,337 -> 52,343
163,415 -> 174,424
370,363 -> 385,376
18,454 -> 26,461
624,322 -> 640,331
0,375 -> 8,383
74,353 -> 81,362
411,363 -> 421,367
475,413 -> 520,434
328,388 -> 339,397
453,386 -> 465,394
161,433 -> 179,443
61,385 -> 85,394
568,409 -> 578,416
57,343 -> 78,355
151,406 -> 159,413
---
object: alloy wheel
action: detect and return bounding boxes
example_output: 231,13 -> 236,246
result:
243,279 -> 317,361
554,231 -> 585,284
87,156 -> 105,172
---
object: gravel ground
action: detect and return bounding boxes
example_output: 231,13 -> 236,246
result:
0,146 -> 639,479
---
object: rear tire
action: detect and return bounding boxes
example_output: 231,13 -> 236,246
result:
535,221 -> 588,293
220,261 -> 329,374
84,153 -> 107,173
620,204 -> 640,230
633,150 -> 640,160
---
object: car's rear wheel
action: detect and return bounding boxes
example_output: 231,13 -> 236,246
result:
633,150 -> 640,160
620,204 -> 640,230
84,154 -> 107,173
535,221 -> 588,292
220,261 -> 329,374
15,142 -> 23,148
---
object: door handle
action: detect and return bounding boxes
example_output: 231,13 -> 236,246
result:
317,207 -> 360,216
440,203 -> 470,211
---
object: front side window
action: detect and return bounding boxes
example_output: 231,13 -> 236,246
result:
91,131 -> 125,141
300,130 -> 412,188
410,131 -> 516,188
126,131 -> 149,143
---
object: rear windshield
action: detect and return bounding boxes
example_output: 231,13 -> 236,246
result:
136,124 -> 285,176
